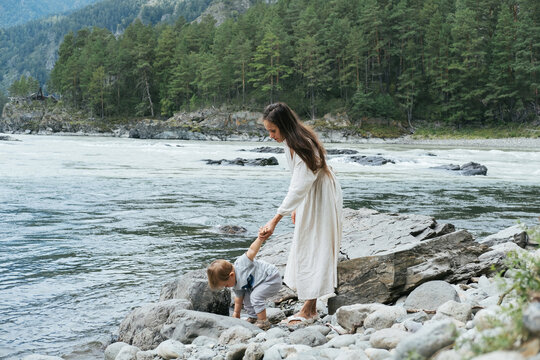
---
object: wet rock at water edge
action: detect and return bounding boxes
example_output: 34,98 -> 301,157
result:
218,225 -> 248,234
203,157 -> 279,166
348,155 -> 395,166
0,135 -> 21,141
159,269 -> 231,315
239,146 -> 284,153
326,149 -> 359,155
431,162 -> 488,176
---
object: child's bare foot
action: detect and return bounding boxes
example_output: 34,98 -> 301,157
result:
256,319 -> 271,330
246,317 -> 257,324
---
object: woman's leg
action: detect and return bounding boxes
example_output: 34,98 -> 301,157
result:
297,298 -> 317,318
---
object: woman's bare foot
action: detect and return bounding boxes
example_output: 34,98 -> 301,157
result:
282,299 -> 319,325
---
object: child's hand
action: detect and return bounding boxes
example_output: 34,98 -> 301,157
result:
258,226 -> 271,241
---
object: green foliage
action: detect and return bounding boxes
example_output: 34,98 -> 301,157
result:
0,90 -> 8,111
33,0 -> 540,126
8,75 -> 40,97
500,224 -> 540,304
455,223 -> 540,358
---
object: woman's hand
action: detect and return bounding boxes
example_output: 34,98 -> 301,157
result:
259,223 -> 275,238
259,214 -> 283,239
291,210 -> 296,224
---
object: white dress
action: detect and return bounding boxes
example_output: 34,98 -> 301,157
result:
278,143 -> 343,300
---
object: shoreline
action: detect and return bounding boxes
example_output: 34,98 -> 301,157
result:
354,135 -> 540,150
2,131 -> 539,150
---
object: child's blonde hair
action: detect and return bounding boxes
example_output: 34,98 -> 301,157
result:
207,259 -> 233,290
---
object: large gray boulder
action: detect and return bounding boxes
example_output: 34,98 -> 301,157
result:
404,281 -> 460,311
288,327 -> 328,347
328,230 -> 491,313
258,208 -> 456,273
523,302 -> 540,335
335,303 -> 385,332
160,269 -> 230,315
394,320 -> 458,359
258,208 -> 495,313
160,309 -> 262,345
117,299 -> 192,350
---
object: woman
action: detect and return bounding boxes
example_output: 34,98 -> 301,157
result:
260,102 -> 343,324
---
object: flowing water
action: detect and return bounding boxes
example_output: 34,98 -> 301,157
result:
0,135 -> 539,359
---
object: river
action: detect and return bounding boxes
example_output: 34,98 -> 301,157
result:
0,135 -> 538,359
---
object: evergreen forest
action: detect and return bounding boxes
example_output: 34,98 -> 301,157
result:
46,0 -> 540,126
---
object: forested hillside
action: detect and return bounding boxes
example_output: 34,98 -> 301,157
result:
47,0 -> 539,126
0,0 -> 217,92
0,0 -> 101,28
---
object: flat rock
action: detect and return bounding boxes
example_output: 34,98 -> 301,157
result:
431,162 -> 487,176
328,231 -> 491,312
326,149 -> 359,155
160,309 -> 262,345
478,225 -> 529,248
239,146 -> 284,153
348,155 -> 395,166
203,157 -> 278,166
259,208 -> 456,273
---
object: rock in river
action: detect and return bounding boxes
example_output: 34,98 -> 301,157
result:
348,155 -> 395,166
239,146 -> 284,153
431,162 -> 487,176
204,157 -> 279,166
326,149 -> 359,155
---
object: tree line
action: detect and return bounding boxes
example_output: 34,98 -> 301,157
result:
46,0 -> 539,126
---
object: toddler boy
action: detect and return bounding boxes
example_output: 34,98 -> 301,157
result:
207,233 -> 281,330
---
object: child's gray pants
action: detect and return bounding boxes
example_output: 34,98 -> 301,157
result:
243,272 -> 282,317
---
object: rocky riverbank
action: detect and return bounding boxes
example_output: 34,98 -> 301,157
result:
23,208 -> 540,360
0,98 -> 411,143
2,100 -> 540,149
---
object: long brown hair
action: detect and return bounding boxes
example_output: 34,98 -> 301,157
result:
263,102 -> 328,174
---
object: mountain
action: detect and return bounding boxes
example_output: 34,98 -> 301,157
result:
0,0 -> 102,29
0,0 -> 236,93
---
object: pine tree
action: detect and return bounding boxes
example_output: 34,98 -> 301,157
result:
88,66 -> 108,119
250,30 -> 292,104
154,25 -> 178,116
292,6 -> 329,119
485,2 -> 517,123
